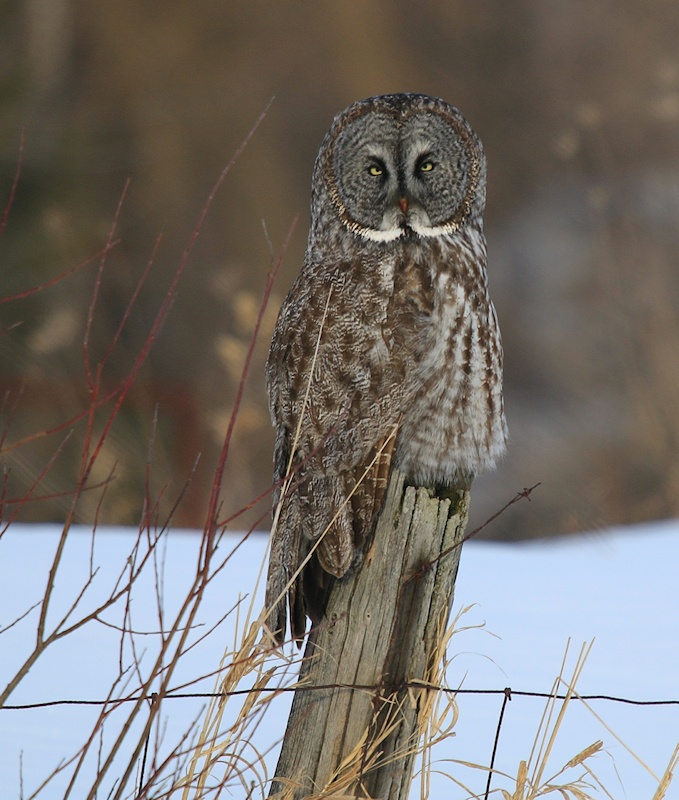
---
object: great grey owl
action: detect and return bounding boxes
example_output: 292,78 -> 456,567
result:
264,93 -> 507,644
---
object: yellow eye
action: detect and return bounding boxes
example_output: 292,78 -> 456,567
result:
368,164 -> 383,176
419,161 -> 434,172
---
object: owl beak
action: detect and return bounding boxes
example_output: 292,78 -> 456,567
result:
399,196 -> 409,214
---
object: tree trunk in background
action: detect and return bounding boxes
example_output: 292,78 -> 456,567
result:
270,469 -> 470,799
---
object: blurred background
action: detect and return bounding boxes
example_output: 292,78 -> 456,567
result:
1,0 -> 678,540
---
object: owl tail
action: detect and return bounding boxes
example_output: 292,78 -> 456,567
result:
264,485 -> 303,645
264,535 -> 331,646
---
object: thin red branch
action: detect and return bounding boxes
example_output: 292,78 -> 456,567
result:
1,433 -> 74,529
0,477 -> 114,508
100,232 -> 164,371
0,384 -> 25,450
0,463 -> 8,528
0,384 -> 123,456
206,216 -> 297,541
0,127 -> 25,238
405,483 -> 542,583
464,483 -> 541,541
83,103 -> 275,507
0,244 -> 117,306
83,180 -> 131,390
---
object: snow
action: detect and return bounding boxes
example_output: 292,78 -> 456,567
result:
1,521 -> 678,798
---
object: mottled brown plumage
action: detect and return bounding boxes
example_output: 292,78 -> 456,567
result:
264,94 -> 507,644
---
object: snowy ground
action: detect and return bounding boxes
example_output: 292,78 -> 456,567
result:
1,520 -> 678,798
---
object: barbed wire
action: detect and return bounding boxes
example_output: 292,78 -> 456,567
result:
3,682 -> 678,711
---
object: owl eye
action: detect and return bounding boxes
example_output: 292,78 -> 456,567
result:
368,164 -> 384,177
419,160 -> 435,173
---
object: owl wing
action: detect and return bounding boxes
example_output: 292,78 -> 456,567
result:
263,259 -> 403,644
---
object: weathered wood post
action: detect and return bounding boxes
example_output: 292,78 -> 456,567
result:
269,467 -> 470,799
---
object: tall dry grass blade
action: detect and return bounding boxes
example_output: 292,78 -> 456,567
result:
652,740 -> 679,800
530,640 -> 594,792
500,641 -> 615,800
570,689 -> 658,780
526,639 -> 572,781
414,615 -> 460,800
268,284 -> 334,549
262,284 -> 334,642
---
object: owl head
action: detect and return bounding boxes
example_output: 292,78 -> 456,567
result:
310,93 -> 487,246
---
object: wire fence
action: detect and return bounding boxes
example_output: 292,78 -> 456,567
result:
3,680 -> 678,800
4,683 -> 679,711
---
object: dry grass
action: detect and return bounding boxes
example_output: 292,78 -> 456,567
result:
177,596 -> 679,800
501,641 -> 607,800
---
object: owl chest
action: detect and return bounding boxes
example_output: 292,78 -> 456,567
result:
383,261 -> 466,371
416,283 -> 478,411
378,257 -> 435,360
403,275 -> 487,411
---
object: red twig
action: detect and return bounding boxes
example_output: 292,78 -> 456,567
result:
100,232 -> 164,371
0,245 -> 117,306
406,483 -> 542,583
0,127 -> 25,239
463,483 -> 541,543
0,477 -> 114,509
0,434 -> 74,529
83,180 -> 131,391
208,216 -> 298,538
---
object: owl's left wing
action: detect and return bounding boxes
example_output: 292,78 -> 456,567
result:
263,259 -> 406,643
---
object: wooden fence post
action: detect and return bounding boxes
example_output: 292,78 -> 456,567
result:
269,468 -> 470,799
